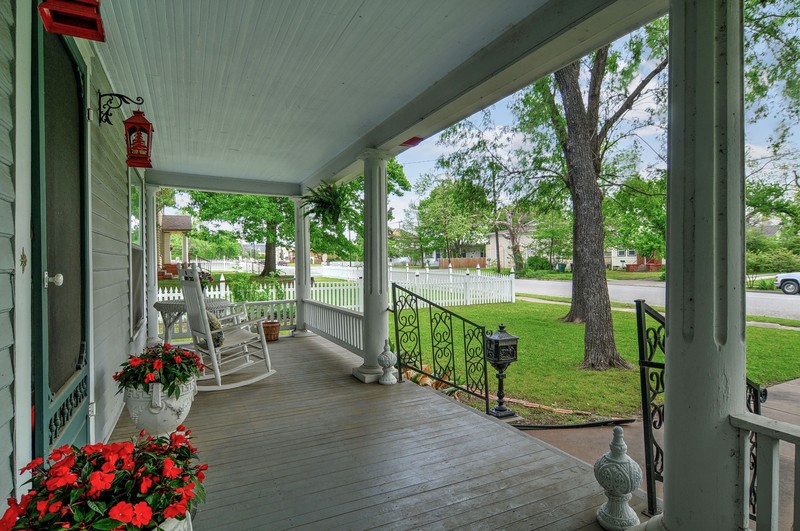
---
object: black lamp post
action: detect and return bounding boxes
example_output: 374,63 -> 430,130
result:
485,324 -> 519,418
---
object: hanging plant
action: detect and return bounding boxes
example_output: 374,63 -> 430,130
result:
300,181 -> 347,227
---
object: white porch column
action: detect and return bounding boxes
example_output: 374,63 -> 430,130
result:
292,197 -> 312,335
655,1 -> 747,529
353,150 -> 390,383
145,185 -> 160,340
181,233 -> 189,265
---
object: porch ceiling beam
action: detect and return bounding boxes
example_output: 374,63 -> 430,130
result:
145,170 -> 301,197
302,0 -> 668,189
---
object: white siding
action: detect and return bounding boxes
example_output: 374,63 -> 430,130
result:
0,0 -> 14,499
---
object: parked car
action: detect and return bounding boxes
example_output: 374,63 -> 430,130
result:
774,272 -> 800,294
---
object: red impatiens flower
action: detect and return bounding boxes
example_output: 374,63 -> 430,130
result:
88,470 -> 115,494
162,457 -> 182,479
153,359 -> 163,370
19,457 -> 43,474
131,501 -> 153,527
174,355 -> 182,363
108,501 -> 134,523
129,357 -> 144,367
162,501 -> 187,519
144,372 -> 157,383
139,475 -> 153,494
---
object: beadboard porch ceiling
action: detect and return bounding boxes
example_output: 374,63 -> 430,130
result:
94,0 -> 666,196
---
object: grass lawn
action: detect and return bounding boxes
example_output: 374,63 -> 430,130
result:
519,270 -> 664,281
395,300 -> 800,424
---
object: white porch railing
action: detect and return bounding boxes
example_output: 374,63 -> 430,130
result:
303,299 -> 364,357
730,412 -> 799,529
156,269 -> 512,340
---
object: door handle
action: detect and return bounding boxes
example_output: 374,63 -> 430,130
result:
44,271 -> 64,288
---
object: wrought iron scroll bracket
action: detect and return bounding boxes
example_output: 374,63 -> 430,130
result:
97,91 -> 145,125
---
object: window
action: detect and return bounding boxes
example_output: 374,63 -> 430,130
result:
617,250 -> 625,257
628,250 -> 637,256
604,251 -> 612,257
129,171 -> 145,334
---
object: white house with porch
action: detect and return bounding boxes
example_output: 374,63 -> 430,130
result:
1,0 -> 796,529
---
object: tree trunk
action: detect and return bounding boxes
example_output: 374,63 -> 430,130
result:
261,239 -> 277,276
494,228 -> 501,272
555,63 -> 631,370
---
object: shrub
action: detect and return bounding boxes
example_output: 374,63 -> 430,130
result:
526,256 -> 552,271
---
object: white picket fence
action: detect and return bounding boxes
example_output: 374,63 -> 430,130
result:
157,269 -> 514,339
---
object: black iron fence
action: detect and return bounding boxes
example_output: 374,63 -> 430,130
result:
635,299 -> 767,519
392,283 -> 490,413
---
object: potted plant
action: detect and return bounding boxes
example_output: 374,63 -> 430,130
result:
197,271 -> 213,293
300,181 -> 352,228
0,428 -> 207,530
115,344 -> 204,435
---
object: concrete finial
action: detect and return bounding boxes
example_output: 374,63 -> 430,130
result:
377,340 -> 397,385
593,426 -> 642,530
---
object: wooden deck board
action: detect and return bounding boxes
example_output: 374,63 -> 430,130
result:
111,335 -> 644,530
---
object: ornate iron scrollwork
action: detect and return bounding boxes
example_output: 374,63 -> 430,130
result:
635,300 -> 767,521
392,283 -> 489,413
97,91 -> 145,125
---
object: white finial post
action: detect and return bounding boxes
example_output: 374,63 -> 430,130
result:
594,426 -> 642,530
377,340 -> 397,385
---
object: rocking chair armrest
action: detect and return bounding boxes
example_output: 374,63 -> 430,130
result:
218,316 -> 272,332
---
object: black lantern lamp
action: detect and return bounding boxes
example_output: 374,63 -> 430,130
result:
485,324 -> 519,418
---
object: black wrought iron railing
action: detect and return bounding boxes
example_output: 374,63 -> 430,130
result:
635,299 -> 767,519
392,283 -> 490,413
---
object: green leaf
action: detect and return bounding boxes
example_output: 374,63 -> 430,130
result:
87,500 -> 107,515
92,518 -> 126,530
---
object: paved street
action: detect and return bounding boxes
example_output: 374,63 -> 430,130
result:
515,278 -> 800,320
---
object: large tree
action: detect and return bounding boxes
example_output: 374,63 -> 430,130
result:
185,193 -> 294,276
512,2 -> 800,370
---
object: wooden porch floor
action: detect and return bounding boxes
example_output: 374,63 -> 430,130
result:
112,335 -> 648,530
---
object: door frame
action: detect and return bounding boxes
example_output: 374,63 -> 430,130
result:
30,13 -> 92,459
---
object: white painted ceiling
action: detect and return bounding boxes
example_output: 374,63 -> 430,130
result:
94,0 -> 666,195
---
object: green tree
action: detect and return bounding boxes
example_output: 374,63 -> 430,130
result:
437,109 -> 531,271
416,179 -> 488,261
185,192 -> 294,276
604,171 -> 667,259
511,2 -> 800,369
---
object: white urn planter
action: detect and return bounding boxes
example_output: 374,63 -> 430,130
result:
158,514 -> 193,531
124,378 -> 196,435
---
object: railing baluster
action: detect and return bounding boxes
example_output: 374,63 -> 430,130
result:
795,445 -> 800,526
756,433 -> 780,530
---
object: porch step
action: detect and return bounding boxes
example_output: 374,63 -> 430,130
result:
157,270 -> 174,280
162,263 -> 179,275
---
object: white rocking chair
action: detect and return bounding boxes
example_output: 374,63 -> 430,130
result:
178,265 -> 276,391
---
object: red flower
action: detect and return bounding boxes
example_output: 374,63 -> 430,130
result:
139,476 -> 153,494
144,372 -> 157,383
20,457 -> 43,474
164,343 -> 173,349
173,355 -> 182,363
45,471 -> 77,491
162,501 -> 187,519
129,357 -> 144,367
162,457 -> 182,479
108,501 -> 134,523
131,501 -> 152,527
88,471 -> 114,492
0,499 -> 23,531
153,359 -> 163,370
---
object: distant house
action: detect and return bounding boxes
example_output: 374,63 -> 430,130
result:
486,231 -> 534,269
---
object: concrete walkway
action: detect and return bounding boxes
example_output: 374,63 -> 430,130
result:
524,378 -> 799,530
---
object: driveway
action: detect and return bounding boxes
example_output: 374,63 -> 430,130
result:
515,278 -> 800,320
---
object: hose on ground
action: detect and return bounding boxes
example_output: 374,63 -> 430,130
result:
513,417 -> 636,430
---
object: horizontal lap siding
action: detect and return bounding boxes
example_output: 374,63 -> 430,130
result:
88,56 -> 136,443
0,0 -> 13,499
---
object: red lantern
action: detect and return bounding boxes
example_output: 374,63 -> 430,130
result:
38,0 -> 105,42
123,111 -> 154,168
